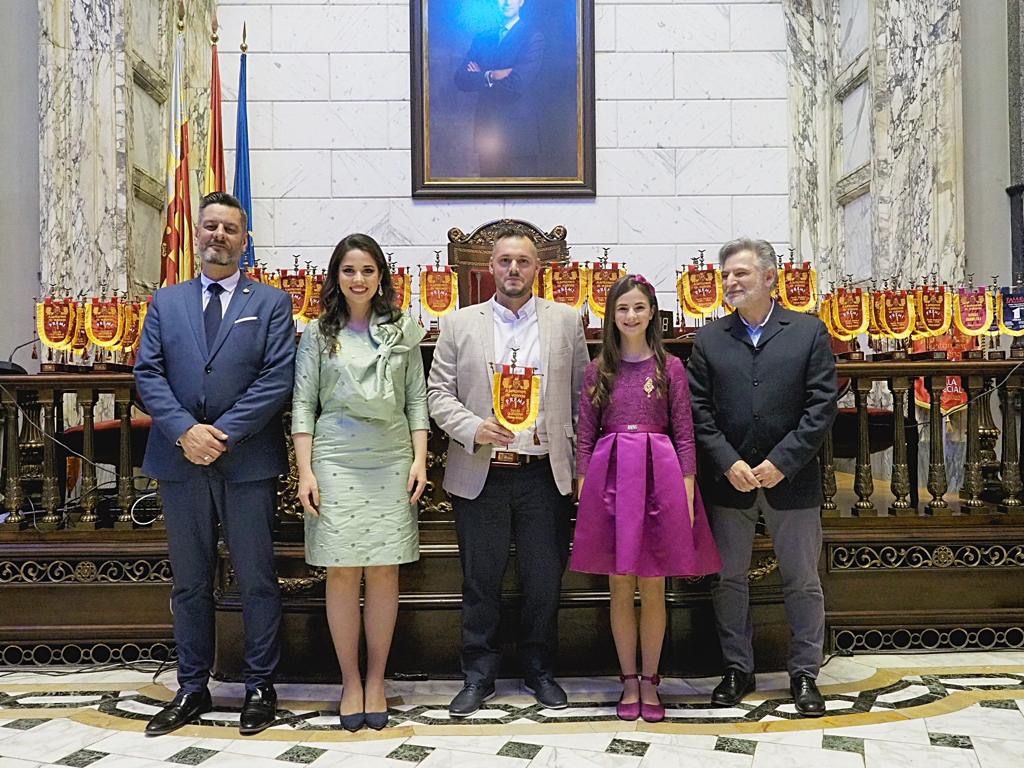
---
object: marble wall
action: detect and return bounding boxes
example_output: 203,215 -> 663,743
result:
787,0 -> 965,289
212,0 -> 791,306
38,0 -> 213,296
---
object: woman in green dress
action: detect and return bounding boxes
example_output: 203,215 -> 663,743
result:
292,233 -> 428,731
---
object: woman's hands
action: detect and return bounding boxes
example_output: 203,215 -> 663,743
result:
408,457 -> 428,505
298,470 -> 320,517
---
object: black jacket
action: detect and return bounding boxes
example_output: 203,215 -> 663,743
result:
687,306 -> 838,510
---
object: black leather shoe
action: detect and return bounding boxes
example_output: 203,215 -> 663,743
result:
710,669 -> 756,707
145,689 -> 212,736
790,675 -> 825,717
239,684 -> 278,735
525,675 -> 568,709
448,682 -> 495,718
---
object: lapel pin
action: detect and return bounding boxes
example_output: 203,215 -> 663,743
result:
242,287 -> 251,294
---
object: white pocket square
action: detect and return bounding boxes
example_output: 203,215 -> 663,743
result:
234,316 -> 259,324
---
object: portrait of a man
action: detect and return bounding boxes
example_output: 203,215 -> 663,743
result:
412,0 -> 595,196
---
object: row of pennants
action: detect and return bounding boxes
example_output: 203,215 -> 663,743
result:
248,262 -> 633,321
34,265 -> 1024,357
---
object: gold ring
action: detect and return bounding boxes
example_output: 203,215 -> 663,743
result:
204,455 -> 211,462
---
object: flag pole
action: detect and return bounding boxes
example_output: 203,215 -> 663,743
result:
203,14 -> 225,195
233,22 -> 255,269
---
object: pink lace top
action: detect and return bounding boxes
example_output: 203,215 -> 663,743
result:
576,355 -> 697,477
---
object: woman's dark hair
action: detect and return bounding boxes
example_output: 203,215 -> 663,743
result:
318,233 -> 399,349
590,275 -> 667,409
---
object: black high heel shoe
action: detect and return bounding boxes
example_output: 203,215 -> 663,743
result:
339,710 -> 365,732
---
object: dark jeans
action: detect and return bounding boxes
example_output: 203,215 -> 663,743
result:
452,459 -> 571,685
161,473 -> 281,693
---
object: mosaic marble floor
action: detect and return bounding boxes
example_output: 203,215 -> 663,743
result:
2,652 -> 1024,766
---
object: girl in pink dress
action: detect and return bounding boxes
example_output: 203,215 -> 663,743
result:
571,275 -> 720,722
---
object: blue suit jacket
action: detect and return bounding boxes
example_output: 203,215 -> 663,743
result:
454,20 -> 545,159
134,274 -> 296,483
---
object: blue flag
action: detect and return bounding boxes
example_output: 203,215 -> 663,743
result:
233,51 -> 255,268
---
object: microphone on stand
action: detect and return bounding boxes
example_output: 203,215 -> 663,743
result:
1,337 -> 37,375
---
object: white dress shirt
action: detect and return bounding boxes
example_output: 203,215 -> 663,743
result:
200,270 -> 241,319
491,295 -> 547,455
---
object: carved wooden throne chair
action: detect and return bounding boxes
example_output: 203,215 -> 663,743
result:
446,219 -> 569,306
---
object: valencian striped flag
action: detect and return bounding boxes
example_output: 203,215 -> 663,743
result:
233,26 -> 255,269
203,21 -> 225,195
160,16 -> 194,286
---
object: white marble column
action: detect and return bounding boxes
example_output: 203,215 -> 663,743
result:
785,0 -> 965,286
38,0 -> 213,296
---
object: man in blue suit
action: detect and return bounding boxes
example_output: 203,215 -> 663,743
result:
454,0 -> 545,177
135,191 -> 295,736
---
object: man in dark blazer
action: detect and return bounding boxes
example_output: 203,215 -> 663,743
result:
454,0 -> 544,177
135,192 -> 295,736
687,238 -> 838,718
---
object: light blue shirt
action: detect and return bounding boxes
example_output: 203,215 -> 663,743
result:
739,301 -> 775,348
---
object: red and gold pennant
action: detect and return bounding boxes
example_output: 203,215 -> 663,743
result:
678,266 -> 723,320
421,266 -> 458,317
588,264 -> 625,319
544,263 -> 586,309
492,364 -> 541,433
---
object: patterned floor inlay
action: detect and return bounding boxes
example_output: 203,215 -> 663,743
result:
54,749 -> 107,767
13,670 -> 1013,732
822,734 -> 865,755
606,737 -> 649,757
715,736 -> 757,755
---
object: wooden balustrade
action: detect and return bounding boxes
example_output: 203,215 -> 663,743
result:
4,354 -> 1024,677
2,356 -> 1024,532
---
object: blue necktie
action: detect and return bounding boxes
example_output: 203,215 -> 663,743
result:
204,283 -> 225,350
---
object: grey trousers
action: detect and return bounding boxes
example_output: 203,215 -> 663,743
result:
708,490 -> 824,678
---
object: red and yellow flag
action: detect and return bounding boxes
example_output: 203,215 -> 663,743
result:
160,15 -> 195,286
202,23 -> 225,195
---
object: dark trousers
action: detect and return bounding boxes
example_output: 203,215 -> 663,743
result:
161,473 -> 281,693
708,490 -> 825,678
452,459 -> 571,685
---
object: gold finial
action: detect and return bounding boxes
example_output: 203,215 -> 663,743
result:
211,15 -> 219,45
241,22 -> 248,53
177,0 -> 185,31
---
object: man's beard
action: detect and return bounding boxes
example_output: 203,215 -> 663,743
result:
201,247 -> 238,266
500,280 -> 530,298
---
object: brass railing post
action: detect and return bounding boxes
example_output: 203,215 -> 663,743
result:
999,376 -> 1024,513
114,388 -> 135,529
888,376 -> 914,515
76,388 -> 99,529
925,375 -> 950,515
961,374 -> 986,511
36,388 -> 62,530
820,430 -> 838,517
852,377 -> 877,516
2,392 -> 25,529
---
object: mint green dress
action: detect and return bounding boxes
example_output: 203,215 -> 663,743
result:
291,313 -> 428,567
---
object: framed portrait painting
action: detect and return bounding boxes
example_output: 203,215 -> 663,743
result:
410,0 -> 596,198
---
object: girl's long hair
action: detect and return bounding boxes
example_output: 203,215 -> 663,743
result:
590,275 -> 667,408
318,233 -> 399,350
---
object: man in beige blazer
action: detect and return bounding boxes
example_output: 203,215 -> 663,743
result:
428,225 -> 589,717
